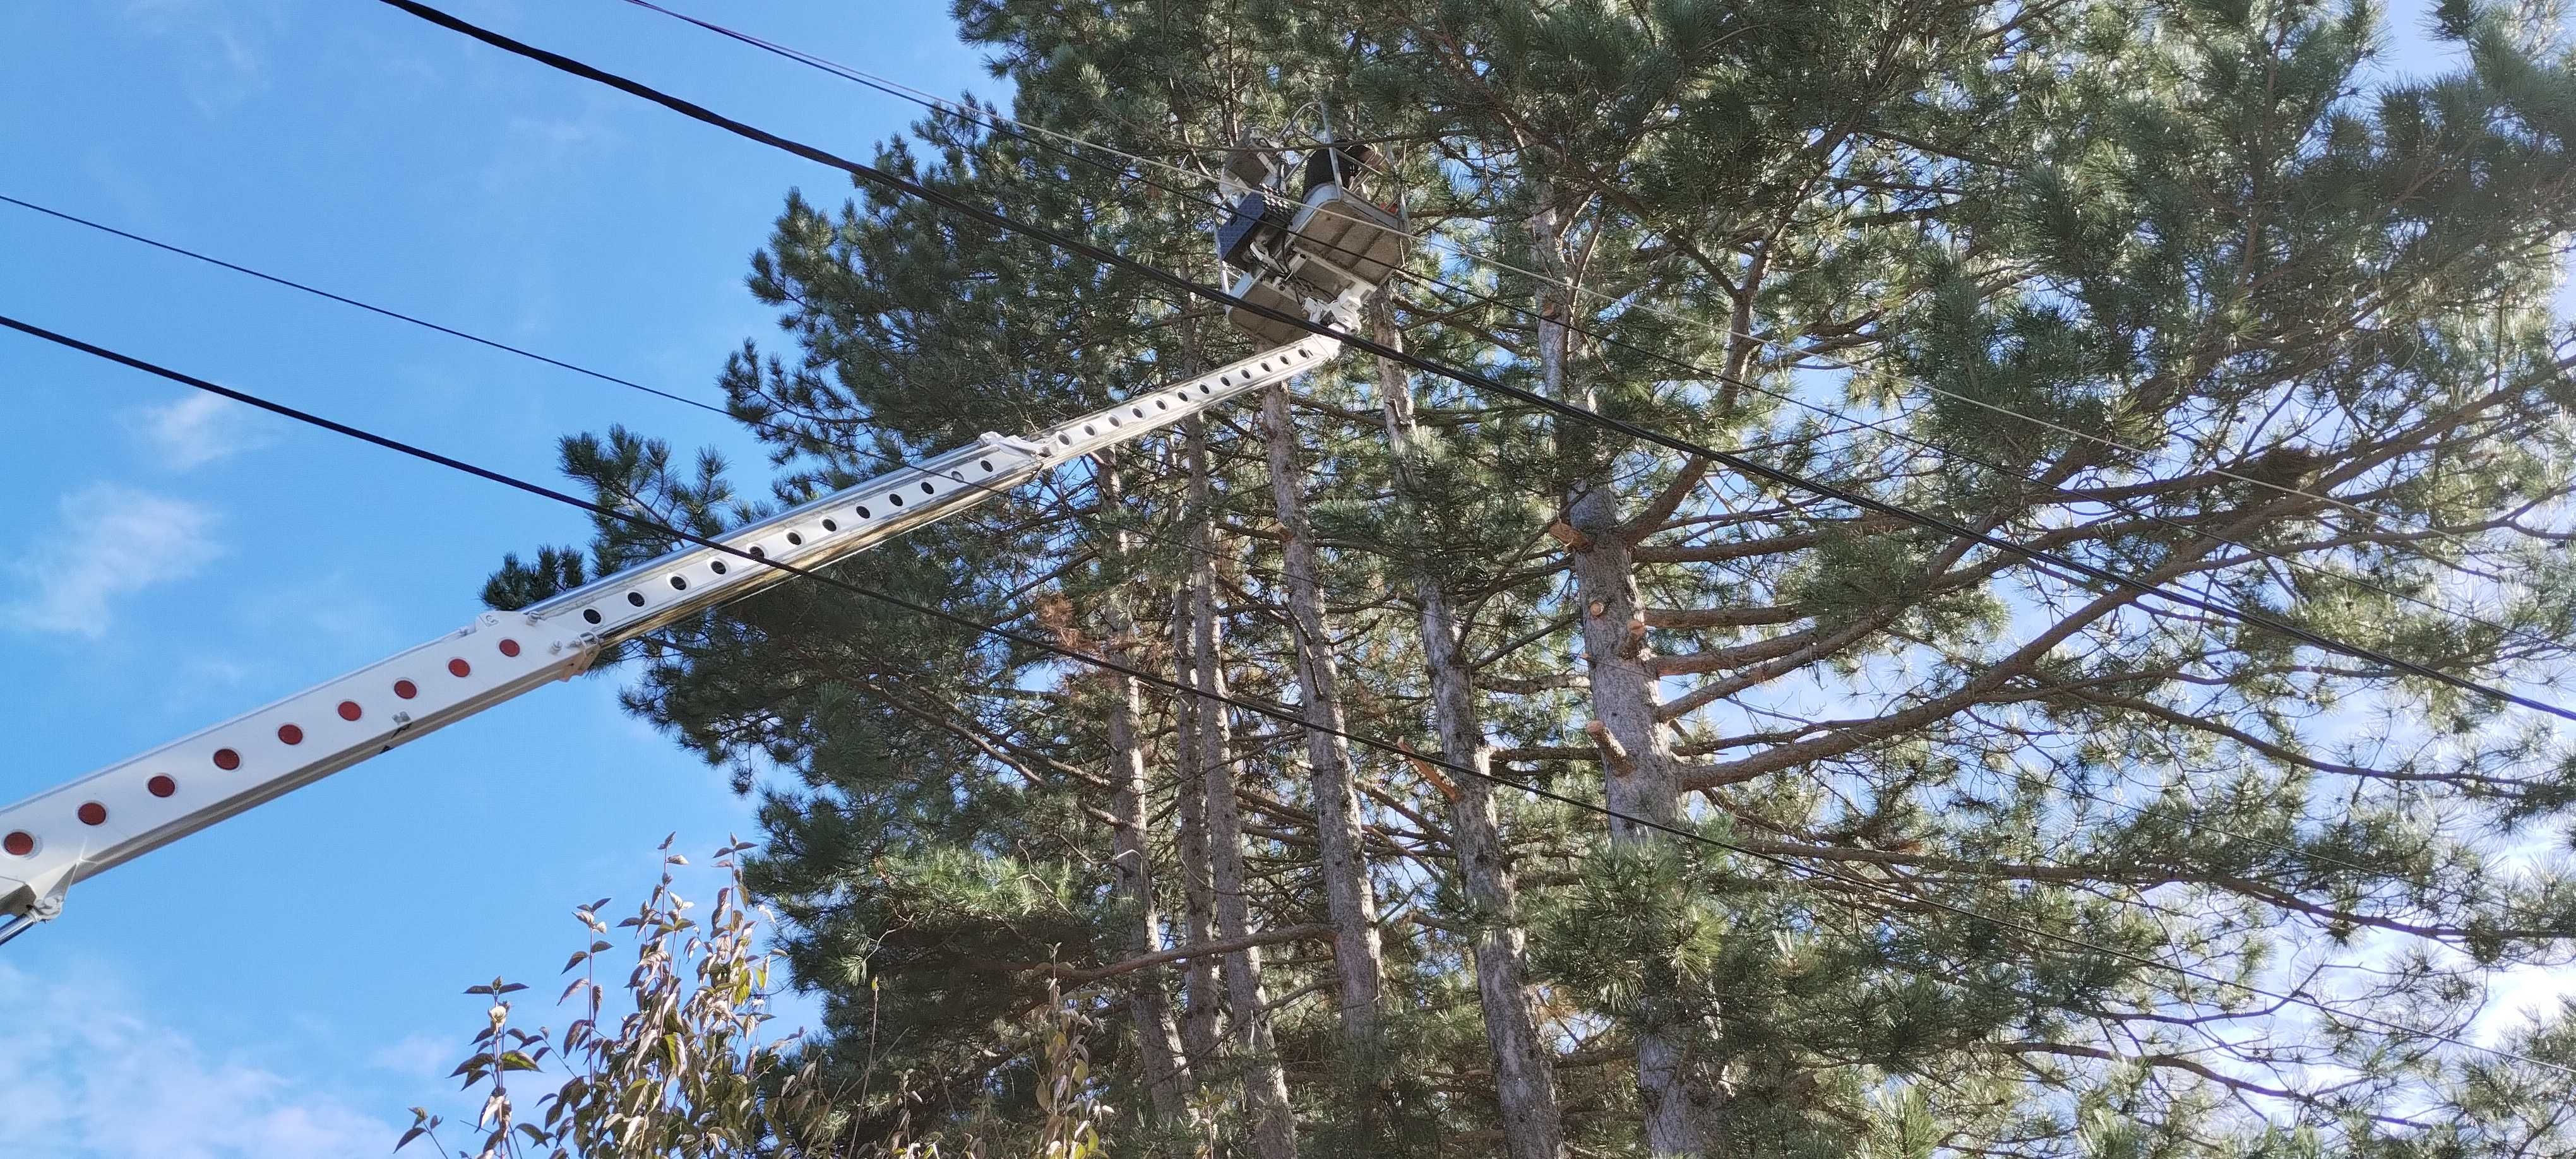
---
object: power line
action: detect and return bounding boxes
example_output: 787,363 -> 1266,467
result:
14,196 -> 2549,943
200,0 -> 2558,958
570,1 -> 2576,705
569,13 -> 2576,937
0,191 -> 1703,580
0,193 -> 1815,701
376,0 -> 2576,727
608,0 -> 2527,559
0,193 -> 1373,617
427,1 -> 2576,951
613,0 -> 2569,660
6,309 -> 2561,1078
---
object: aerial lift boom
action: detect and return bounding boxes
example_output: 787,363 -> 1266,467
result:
0,140 -> 1402,935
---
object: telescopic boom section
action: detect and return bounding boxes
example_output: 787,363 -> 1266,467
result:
0,336 -> 1342,922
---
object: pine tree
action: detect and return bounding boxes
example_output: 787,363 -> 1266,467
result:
494,0 -> 2576,1153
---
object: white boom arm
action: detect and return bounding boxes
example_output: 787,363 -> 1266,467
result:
0,336 -> 1340,922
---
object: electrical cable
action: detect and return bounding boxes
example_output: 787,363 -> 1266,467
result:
0,193 -> 1368,613
0,190 -> 1758,618
610,0 -> 2570,660
543,1 -> 2576,707
21,3 -> 2529,957
10,0 -> 2544,1075
21,194 -> 2536,940
373,0 -> 2576,727
561,18 -> 2576,933
6,309 -> 2565,1076
609,0 -> 2533,561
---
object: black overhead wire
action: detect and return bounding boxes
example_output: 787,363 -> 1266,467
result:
1,0 -> 2500,986
0,0 -> 2519,1074
305,0 -> 2573,967
614,0 -> 1881,518
25,191 -> 2534,942
8,311 -> 2562,1076
0,193 -> 1351,615
0,189 -> 1840,690
619,0 -> 1901,508
613,0 -> 2576,664
648,0 -> 2550,699
0,208 -> 1666,708
378,0 -> 2576,728
0,188 -> 1823,764
442,2 -> 2576,939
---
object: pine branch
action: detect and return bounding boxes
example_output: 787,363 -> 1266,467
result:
975,924 -> 1335,985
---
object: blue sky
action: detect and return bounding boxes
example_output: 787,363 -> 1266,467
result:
0,2 -> 993,1153
0,2 -> 2553,1156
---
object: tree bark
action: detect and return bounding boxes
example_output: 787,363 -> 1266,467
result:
1109,667 -> 1193,1122
1571,483 -> 1703,1158
1188,416 -> 1299,1159
1258,384 -> 1389,1086
1371,297 -> 1568,1159
1169,598 -> 1224,1070
1098,458 -> 1191,1124
1533,203 -> 1705,1156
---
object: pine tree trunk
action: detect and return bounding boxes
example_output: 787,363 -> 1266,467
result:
1100,460 -> 1191,1123
1371,300 -> 1568,1159
1569,482 -> 1701,1156
1532,205 -> 1704,1157
1188,417 -> 1299,1159
1422,585 -> 1572,1159
1110,665 -> 1192,1122
1257,384 -> 1388,1089
1169,601 -> 1224,1070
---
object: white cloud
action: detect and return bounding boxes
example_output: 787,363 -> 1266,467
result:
238,571 -> 400,655
2476,963 -> 2576,1046
3,484 -> 224,638
179,655 -> 253,687
0,963 -> 397,1159
122,0 -> 271,116
366,1032 -> 455,1081
124,393 -> 273,470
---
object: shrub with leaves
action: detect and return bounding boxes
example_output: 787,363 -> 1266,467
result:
399,836 -> 850,1158
399,838 -> 1112,1159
